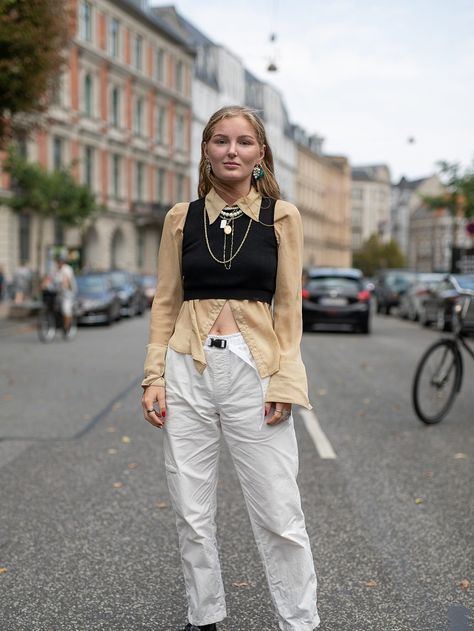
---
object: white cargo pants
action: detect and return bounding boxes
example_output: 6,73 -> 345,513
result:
163,333 -> 320,631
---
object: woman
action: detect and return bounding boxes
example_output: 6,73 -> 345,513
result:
141,106 -> 320,631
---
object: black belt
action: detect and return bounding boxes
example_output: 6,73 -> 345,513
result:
207,337 -> 227,349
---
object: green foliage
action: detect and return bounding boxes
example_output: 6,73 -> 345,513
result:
0,0 -> 70,143
422,160 -> 474,219
3,147 -> 100,226
353,234 -> 406,277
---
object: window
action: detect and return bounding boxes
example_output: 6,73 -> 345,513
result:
84,73 -> 93,117
51,76 -> 63,107
134,34 -> 143,71
53,136 -> 63,171
110,86 -> 120,127
176,173 -> 185,201
84,146 -> 94,189
80,1 -> 92,42
17,138 -> 28,160
176,60 -> 184,93
109,17 -> 120,58
175,113 -> 185,150
19,213 -> 31,263
134,97 -> 143,135
156,105 -> 166,144
155,48 -> 164,82
157,167 -> 166,202
135,161 -> 145,201
112,154 -> 121,198
137,228 -> 145,268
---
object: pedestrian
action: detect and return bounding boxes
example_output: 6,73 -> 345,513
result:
53,252 -> 77,334
141,105 -> 320,631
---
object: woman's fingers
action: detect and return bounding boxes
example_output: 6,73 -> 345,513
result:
265,402 -> 292,425
142,386 -> 166,428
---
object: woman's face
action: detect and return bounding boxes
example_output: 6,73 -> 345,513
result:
204,115 -> 265,188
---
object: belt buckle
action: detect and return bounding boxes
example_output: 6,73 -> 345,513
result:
208,337 -> 227,349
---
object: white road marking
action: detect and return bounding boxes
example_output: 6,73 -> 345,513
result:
300,408 -> 337,459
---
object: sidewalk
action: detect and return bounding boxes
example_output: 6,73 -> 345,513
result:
0,299 -> 37,337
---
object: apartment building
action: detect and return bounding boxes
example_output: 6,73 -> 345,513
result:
294,127 -> 351,267
0,0 -> 193,278
351,164 -> 391,252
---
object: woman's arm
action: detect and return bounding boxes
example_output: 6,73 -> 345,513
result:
265,201 -> 311,410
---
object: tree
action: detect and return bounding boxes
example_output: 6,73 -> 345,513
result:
3,147 -> 102,274
421,160 -> 474,249
353,234 -> 406,277
0,0 -> 70,145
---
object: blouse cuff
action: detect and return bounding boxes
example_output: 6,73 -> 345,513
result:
265,359 -> 312,409
142,343 -> 167,389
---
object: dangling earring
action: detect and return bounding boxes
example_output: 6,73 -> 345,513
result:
205,160 -> 212,176
253,163 -> 264,180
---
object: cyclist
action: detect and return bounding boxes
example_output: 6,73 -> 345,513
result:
53,253 -> 77,334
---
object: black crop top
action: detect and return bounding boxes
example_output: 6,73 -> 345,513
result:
182,197 -> 278,304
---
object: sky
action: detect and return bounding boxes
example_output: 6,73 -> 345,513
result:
153,0 -> 474,183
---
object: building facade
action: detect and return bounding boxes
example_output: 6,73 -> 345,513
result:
351,164 -> 391,252
0,0 -> 193,279
294,127 -> 351,267
391,174 -> 443,259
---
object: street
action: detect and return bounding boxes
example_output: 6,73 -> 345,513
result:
0,313 -> 472,631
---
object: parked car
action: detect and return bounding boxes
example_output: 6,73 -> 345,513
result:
302,267 -> 371,334
420,274 -> 474,332
76,273 -> 122,325
136,273 -> 157,308
108,270 -> 147,317
398,272 -> 445,321
374,269 -> 417,314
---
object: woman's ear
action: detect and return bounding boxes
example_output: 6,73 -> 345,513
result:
259,144 -> 266,162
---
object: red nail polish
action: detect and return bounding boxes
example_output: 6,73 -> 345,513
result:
161,410 -> 166,418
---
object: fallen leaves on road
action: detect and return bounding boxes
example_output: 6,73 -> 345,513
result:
155,501 -> 168,509
107,449 -> 118,455
128,463 -> 138,469
112,482 -> 123,489
363,580 -> 377,588
112,402 -> 122,411
2,394 -> 12,401
363,398 -> 370,405
423,471 -> 434,479
121,436 -> 131,444
318,389 -> 327,396
454,453 -> 467,459
232,581 -> 249,588
460,579 -> 470,590
106,426 -> 116,433
0,567 -> 7,574
83,414 -> 91,420
414,497 -> 424,505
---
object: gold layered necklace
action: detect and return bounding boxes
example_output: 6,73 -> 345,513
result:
204,204 -> 253,270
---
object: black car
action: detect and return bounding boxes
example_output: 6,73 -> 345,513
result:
76,273 -> 122,325
374,269 -> 417,314
302,267 -> 371,334
109,270 -> 147,317
136,273 -> 157,308
420,274 -> 474,332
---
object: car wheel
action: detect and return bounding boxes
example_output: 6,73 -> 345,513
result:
360,318 -> 371,334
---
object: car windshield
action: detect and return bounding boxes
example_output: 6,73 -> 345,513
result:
385,273 -> 416,289
110,272 -> 129,287
307,276 -> 360,292
454,275 -> 474,290
77,276 -> 107,293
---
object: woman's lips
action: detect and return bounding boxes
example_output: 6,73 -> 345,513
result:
223,163 -> 240,168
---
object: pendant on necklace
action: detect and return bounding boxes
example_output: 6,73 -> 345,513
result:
224,224 -> 232,235
220,219 -> 227,229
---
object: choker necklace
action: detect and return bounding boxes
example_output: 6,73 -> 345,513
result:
204,205 -> 253,270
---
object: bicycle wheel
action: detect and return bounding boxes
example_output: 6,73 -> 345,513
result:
412,339 -> 462,424
37,309 -> 56,343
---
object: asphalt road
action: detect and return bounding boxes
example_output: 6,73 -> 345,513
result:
0,313 -> 472,631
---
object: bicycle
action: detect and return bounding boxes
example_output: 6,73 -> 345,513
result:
37,289 -> 78,343
412,295 -> 473,424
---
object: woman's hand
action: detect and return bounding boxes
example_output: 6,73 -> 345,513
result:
264,402 -> 292,425
142,385 -> 166,428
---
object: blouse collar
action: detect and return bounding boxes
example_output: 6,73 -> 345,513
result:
205,187 -> 262,224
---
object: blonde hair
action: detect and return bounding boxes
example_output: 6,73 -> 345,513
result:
198,105 -> 281,200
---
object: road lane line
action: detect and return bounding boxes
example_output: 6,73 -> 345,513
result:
299,408 -> 337,459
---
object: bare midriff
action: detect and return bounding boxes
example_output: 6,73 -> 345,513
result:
209,300 -> 240,335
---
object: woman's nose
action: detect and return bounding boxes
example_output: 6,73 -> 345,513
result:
227,143 -> 237,156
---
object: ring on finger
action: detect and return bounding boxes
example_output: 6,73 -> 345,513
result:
146,408 -> 155,414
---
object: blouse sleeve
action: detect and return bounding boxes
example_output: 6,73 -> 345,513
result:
265,201 -> 312,409
142,203 -> 186,388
